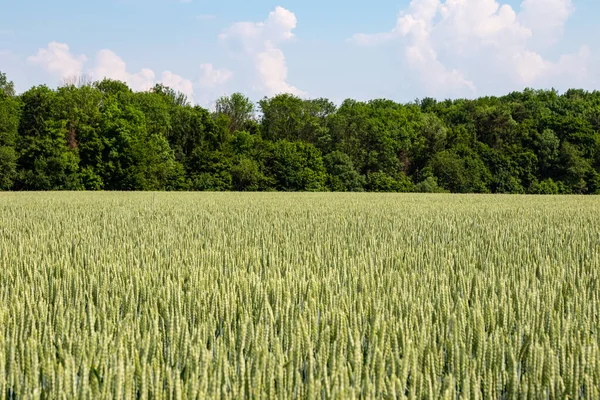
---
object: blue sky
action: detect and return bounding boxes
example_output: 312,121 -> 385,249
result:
1,0 -> 598,105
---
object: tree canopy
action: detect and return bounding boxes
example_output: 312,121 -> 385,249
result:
1,72 -> 599,193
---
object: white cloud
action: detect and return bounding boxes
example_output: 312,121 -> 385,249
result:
220,6 -> 304,96
161,71 -> 195,99
91,49 -> 156,91
352,0 -> 592,97
92,50 -> 196,100
519,0 -> 573,47
255,43 -> 304,95
199,63 -> 233,87
27,43 -> 196,101
28,42 -> 87,79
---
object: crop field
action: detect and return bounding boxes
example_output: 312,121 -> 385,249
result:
0,193 -> 599,399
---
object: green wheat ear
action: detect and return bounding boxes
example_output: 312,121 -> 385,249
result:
0,192 -> 598,398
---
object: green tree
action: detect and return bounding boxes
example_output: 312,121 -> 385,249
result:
530,178 -> 560,194
414,176 -> 448,193
269,140 -> 327,191
130,134 -> 186,190
16,85 -> 82,190
166,105 -> 222,170
215,93 -> 255,135
231,157 -> 268,191
0,72 -> 19,189
259,94 -> 335,149
3,78 -> 600,194
55,83 -> 104,189
366,171 -> 413,192
95,92 -> 185,190
414,167 -> 448,193
559,141 -> 591,194
431,148 -> 492,193
323,151 -> 365,192
537,128 -> 560,174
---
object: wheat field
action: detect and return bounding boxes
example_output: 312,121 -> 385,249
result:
0,193 -> 599,399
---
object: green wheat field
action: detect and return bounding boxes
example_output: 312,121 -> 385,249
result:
1,193 -> 599,399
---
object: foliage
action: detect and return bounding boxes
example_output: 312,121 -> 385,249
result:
1,70 -> 600,193
231,157 -> 267,191
15,85 -> 82,190
366,171 -> 413,192
431,148 -> 492,193
269,140 -> 327,191
414,176 -> 448,193
215,93 -> 255,135
0,72 -> 19,189
323,150 -> 365,192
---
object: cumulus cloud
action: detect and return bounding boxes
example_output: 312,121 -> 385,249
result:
28,42 -> 87,79
28,42 -> 196,101
91,49 -> 156,92
519,0 -> 573,47
161,71 -> 195,99
352,0 -> 591,97
220,6 -> 304,96
199,63 -> 233,87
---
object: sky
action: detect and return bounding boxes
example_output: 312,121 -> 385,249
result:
1,0 -> 599,106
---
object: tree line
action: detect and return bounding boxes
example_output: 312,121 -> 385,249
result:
1,71 -> 599,193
